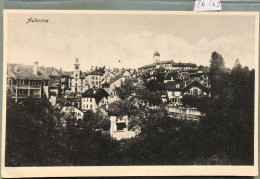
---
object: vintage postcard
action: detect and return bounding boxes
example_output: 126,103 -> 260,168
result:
2,10 -> 259,177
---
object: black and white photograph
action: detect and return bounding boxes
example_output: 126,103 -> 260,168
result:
2,10 -> 259,177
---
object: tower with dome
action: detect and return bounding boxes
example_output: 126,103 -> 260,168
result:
153,51 -> 160,63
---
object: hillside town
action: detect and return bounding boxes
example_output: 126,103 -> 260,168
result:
6,51 -> 211,140
5,50 -> 255,167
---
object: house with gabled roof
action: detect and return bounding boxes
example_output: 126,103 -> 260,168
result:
7,61 -> 50,102
165,79 -> 210,106
182,80 -> 210,96
102,74 -> 126,96
61,104 -> 84,120
165,80 -> 186,105
81,88 -> 109,112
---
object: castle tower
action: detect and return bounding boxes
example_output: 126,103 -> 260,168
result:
153,51 -> 160,63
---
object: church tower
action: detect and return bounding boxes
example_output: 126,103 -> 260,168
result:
71,58 -> 83,93
153,51 -> 160,63
74,58 -> 80,78
74,58 -> 80,71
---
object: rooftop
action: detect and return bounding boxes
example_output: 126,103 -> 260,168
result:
86,68 -> 105,76
7,63 -> 50,80
82,88 -> 109,104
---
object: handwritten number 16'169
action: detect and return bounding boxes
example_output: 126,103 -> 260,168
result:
195,0 -> 221,8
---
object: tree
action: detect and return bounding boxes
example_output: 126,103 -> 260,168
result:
5,96 -> 65,166
197,52 -> 255,164
107,99 -> 138,117
116,78 -> 138,99
209,51 -> 227,97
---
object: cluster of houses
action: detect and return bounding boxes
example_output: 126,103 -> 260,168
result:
6,51 -> 211,139
139,51 -> 211,106
7,58 -> 132,116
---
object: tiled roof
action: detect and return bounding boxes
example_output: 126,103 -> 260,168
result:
165,81 -> 186,90
159,60 -> 173,64
82,88 -> 109,104
86,68 -> 105,76
164,72 -> 190,81
7,63 -> 50,80
139,61 -> 197,69
172,62 -> 197,67
138,63 -> 156,69
182,80 -> 209,93
109,74 -> 125,85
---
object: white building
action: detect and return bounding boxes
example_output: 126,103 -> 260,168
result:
85,67 -> 105,89
165,80 -> 186,105
81,88 -> 109,112
138,51 -> 198,72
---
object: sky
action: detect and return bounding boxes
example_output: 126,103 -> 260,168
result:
5,11 -> 257,71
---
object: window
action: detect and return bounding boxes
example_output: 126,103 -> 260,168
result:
87,98 -> 88,102
116,123 -> 126,131
96,81 -> 98,85
194,89 -> 198,95
87,105 -> 88,108
92,76 -> 94,79
90,98 -> 92,102
83,104 -> 85,108
76,74 -> 78,78
78,113 -> 81,116
90,105 -> 93,109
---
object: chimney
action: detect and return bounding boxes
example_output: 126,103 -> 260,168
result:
33,61 -> 38,75
14,65 -> 18,73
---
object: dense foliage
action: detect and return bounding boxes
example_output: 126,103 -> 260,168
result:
5,51 -> 254,166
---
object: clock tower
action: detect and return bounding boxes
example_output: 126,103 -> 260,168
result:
74,58 -> 80,71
